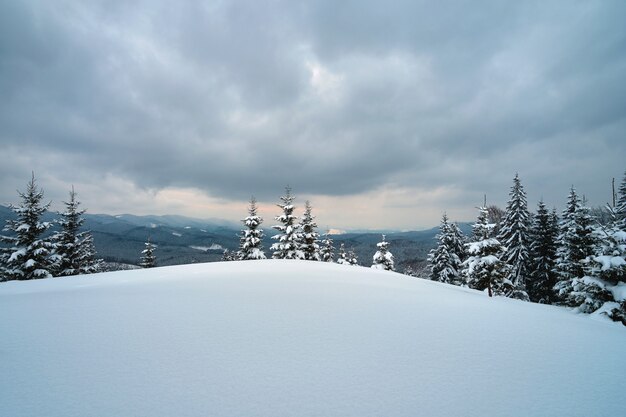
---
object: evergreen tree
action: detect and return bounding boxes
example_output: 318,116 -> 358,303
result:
472,206 -> 495,241
609,300 -> 626,326
591,199 -> 626,323
320,233 -> 335,262
428,213 -> 462,284
238,197 -> 266,260
498,174 -> 531,301
270,187 -> 304,259
448,222 -> 467,286
222,249 -> 237,261
140,238 -> 157,268
462,206 -> 511,297
299,201 -> 321,261
449,222 -> 467,263
527,203 -> 559,303
51,187 -> 101,276
372,235 -> 395,271
336,243 -> 349,265
555,188 -> 596,283
554,188 -> 602,309
553,274 -> 613,313
590,207 -> 625,285
347,248 -> 359,266
615,171 -> 626,228
403,265 -> 416,277
0,173 -> 54,281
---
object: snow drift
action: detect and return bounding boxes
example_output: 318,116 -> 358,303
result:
1,260 -> 624,417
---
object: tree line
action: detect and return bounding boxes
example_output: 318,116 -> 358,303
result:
426,172 -> 626,325
193,186 -> 395,271
0,178 -> 395,279
0,174 -> 102,280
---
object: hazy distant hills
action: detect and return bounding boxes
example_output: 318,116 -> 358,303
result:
83,213 -> 242,266
0,205 -> 472,271
0,205 -> 240,266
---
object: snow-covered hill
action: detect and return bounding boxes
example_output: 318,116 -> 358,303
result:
1,261 -> 624,417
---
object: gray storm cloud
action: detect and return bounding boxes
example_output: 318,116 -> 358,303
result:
0,0 -> 624,222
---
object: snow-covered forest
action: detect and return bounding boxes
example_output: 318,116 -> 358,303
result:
428,173 -> 626,325
2,172 -> 625,325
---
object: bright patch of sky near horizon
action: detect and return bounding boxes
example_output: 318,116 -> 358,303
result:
0,0 -> 625,230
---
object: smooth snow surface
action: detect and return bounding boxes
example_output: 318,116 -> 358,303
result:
1,261 -> 624,417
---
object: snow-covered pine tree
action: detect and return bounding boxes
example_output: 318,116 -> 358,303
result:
222,249 -> 237,261
527,202 -> 559,303
139,238 -> 157,268
472,205 -> 495,241
615,171 -> 626,228
554,188 -> 607,311
51,187 -> 102,276
320,233 -> 335,262
448,222 -> 467,286
336,243 -> 349,265
300,201 -> 321,261
589,185 -> 626,323
0,173 -> 54,281
403,265 -> 416,277
372,235 -> 395,271
428,214 -> 449,282
270,187 -> 304,260
449,222 -> 467,262
79,233 -> 101,272
591,207 -> 626,281
557,187 -> 595,280
555,188 -> 596,282
428,213 -> 463,284
347,248 -> 359,266
498,174 -> 531,301
462,206 -> 511,297
238,197 -> 266,260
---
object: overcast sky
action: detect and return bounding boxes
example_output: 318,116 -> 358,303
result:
1,0 -> 625,230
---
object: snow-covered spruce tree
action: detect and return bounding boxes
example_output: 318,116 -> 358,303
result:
320,233 -> 335,262
270,187 -> 304,260
51,187 -> 102,276
428,213 -> 462,284
462,206 -> 511,297
449,222 -> 467,263
222,249 -> 237,261
300,201 -> 321,261
403,265 -> 416,277
139,239 -> 157,268
526,202 -> 559,303
372,235 -> 395,271
0,173 -> 54,281
497,174 -> 531,301
449,222 -> 467,285
238,197 -> 266,260
595,207 -> 626,270
615,171 -> 626,228
347,248 -> 359,266
472,205 -> 495,241
590,201 -> 626,323
336,243 -> 349,265
428,214 -> 450,282
555,188 -> 596,282
554,189 -> 609,311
